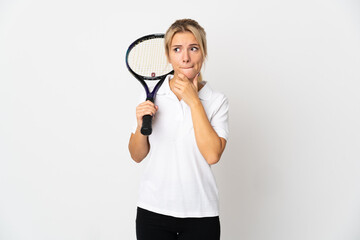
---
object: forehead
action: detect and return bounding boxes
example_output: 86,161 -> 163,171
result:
171,31 -> 199,45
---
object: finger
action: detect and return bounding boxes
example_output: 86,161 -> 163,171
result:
173,81 -> 184,90
137,106 -> 157,117
193,73 -> 200,89
175,77 -> 188,87
139,105 -> 157,113
152,106 -> 159,118
177,73 -> 188,82
193,72 -> 200,82
137,102 -> 155,111
173,77 -> 183,86
139,110 -> 156,117
143,100 -> 155,107
137,105 -> 155,111
139,100 -> 155,105
173,85 -> 184,96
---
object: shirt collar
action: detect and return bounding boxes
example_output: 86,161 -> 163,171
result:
157,75 -> 213,101
156,75 -> 172,95
198,81 -> 212,101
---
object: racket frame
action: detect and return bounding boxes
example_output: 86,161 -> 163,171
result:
125,33 -> 174,135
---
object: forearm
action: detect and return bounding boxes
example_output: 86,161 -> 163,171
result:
128,128 -> 150,163
190,100 -> 224,165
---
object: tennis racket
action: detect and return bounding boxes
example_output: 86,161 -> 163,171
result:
126,34 -> 174,136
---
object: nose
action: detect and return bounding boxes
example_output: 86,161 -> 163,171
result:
182,51 -> 190,63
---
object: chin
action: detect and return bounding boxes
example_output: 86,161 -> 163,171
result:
180,69 -> 198,80
185,73 -> 197,80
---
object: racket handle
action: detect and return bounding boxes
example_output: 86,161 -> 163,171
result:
141,114 -> 153,136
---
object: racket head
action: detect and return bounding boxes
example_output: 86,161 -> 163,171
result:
125,34 -> 174,81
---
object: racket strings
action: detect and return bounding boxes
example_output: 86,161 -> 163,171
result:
128,38 -> 172,78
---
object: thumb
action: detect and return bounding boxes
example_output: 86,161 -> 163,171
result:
193,73 -> 200,89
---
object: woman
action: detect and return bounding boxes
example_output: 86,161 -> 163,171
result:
128,19 -> 229,240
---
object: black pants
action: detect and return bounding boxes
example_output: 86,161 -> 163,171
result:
136,207 -> 221,240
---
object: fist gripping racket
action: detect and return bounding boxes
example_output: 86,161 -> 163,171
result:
126,34 -> 174,135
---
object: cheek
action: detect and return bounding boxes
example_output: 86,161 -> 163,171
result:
168,55 -> 180,67
195,58 -> 203,68
194,54 -> 203,64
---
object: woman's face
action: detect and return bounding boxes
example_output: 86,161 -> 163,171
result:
168,31 -> 203,80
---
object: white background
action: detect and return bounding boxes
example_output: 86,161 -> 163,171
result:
1,0 -> 360,239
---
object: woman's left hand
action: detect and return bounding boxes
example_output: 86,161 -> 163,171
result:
172,73 -> 200,107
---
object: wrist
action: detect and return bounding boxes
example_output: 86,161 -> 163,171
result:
135,126 -> 145,136
189,98 -> 202,109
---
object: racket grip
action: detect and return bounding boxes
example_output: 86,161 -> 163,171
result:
141,114 -> 153,136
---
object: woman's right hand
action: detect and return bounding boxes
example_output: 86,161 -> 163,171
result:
129,100 -> 157,162
135,100 -> 158,131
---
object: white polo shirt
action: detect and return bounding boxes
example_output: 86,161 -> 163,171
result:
132,75 -> 229,218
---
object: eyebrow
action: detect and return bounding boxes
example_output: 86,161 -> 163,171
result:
171,43 -> 200,47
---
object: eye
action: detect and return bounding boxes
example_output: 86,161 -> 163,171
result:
173,47 -> 180,52
191,47 -> 199,51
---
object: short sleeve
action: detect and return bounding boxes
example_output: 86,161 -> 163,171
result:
210,95 -> 229,141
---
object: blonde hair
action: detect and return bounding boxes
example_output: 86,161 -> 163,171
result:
164,19 -> 207,62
